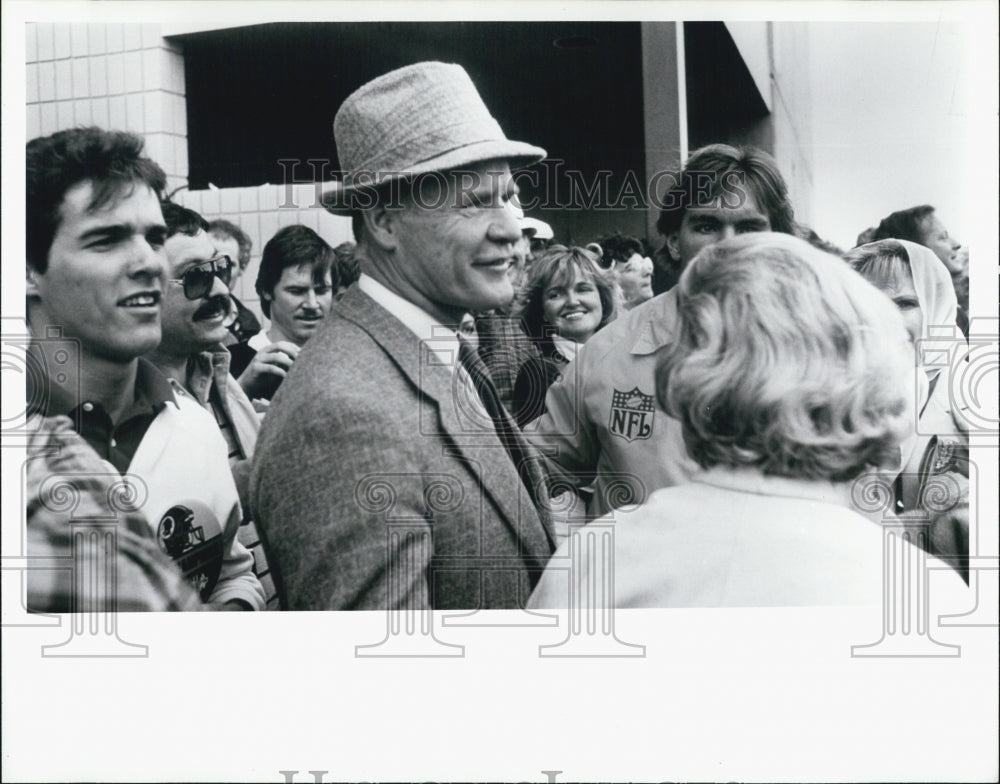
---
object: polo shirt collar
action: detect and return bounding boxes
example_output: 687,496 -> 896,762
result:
26,348 -> 175,419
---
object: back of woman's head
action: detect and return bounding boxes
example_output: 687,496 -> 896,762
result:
513,244 -> 618,339
656,232 -> 913,482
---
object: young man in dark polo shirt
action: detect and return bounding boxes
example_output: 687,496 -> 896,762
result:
25,126 -> 263,610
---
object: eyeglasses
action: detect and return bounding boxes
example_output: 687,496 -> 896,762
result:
168,255 -> 235,300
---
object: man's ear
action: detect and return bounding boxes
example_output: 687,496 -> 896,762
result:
25,265 -> 41,298
361,204 -> 399,253
665,232 -> 681,263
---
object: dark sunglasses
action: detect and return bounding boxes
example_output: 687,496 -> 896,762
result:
169,255 -> 235,300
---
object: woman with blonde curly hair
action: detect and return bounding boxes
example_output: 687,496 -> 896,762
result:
529,233 -> 966,608
509,245 -> 618,427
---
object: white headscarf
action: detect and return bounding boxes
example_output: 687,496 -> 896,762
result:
852,239 -> 963,481
896,239 -> 960,388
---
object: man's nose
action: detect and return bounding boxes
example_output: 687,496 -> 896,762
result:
720,225 -> 738,241
208,273 -> 230,298
489,203 -> 522,244
129,238 -> 165,282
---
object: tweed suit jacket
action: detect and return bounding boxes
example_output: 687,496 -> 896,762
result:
249,286 -> 556,611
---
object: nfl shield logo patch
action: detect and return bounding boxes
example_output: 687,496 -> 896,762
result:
609,387 -> 655,442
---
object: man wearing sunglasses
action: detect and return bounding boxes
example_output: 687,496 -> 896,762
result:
145,200 -> 273,608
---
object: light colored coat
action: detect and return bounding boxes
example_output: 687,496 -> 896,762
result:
528,468 -> 968,608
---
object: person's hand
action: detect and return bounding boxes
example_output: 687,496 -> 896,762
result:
237,341 -> 300,400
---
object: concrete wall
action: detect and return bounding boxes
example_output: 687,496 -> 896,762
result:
769,22 -> 814,229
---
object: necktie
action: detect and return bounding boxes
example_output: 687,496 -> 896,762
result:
457,337 -> 552,531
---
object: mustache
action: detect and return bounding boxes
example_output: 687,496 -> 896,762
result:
193,295 -> 232,321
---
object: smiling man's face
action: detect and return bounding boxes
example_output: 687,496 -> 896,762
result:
28,180 -> 167,363
265,264 -> 334,347
386,159 -> 523,326
160,229 -> 233,356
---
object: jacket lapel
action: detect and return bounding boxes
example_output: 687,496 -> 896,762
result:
335,288 -> 555,554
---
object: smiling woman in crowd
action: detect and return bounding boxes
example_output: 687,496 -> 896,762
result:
510,244 -> 618,427
529,232 -> 967,608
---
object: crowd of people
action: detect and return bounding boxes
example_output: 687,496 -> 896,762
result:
24,61 -> 971,612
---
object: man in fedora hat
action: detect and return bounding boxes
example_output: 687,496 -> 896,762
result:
251,61 -> 556,610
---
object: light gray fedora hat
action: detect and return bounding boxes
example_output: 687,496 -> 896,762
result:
322,61 -> 546,215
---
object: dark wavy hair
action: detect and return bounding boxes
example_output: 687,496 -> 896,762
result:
27,127 -> 167,273
595,233 -> 644,269
871,205 -> 936,245
256,225 -> 337,318
655,143 -> 795,239
161,200 -> 209,239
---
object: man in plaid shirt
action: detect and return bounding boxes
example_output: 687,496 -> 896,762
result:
25,415 -> 202,612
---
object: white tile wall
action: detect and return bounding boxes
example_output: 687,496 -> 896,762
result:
26,63 -> 39,104
122,23 -> 142,52
39,102 -> 57,135
89,55 -> 108,97
70,24 -> 89,58
54,60 -> 72,101
36,24 -> 54,62
71,57 -> 89,97
26,23 -> 38,63
27,105 -> 41,139
106,23 -> 124,53
53,24 -> 71,60
86,24 -> 106,56
28,23 -> 188,179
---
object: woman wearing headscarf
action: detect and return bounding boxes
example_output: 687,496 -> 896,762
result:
528,233 -> 966,608
846,239 -> 969,579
